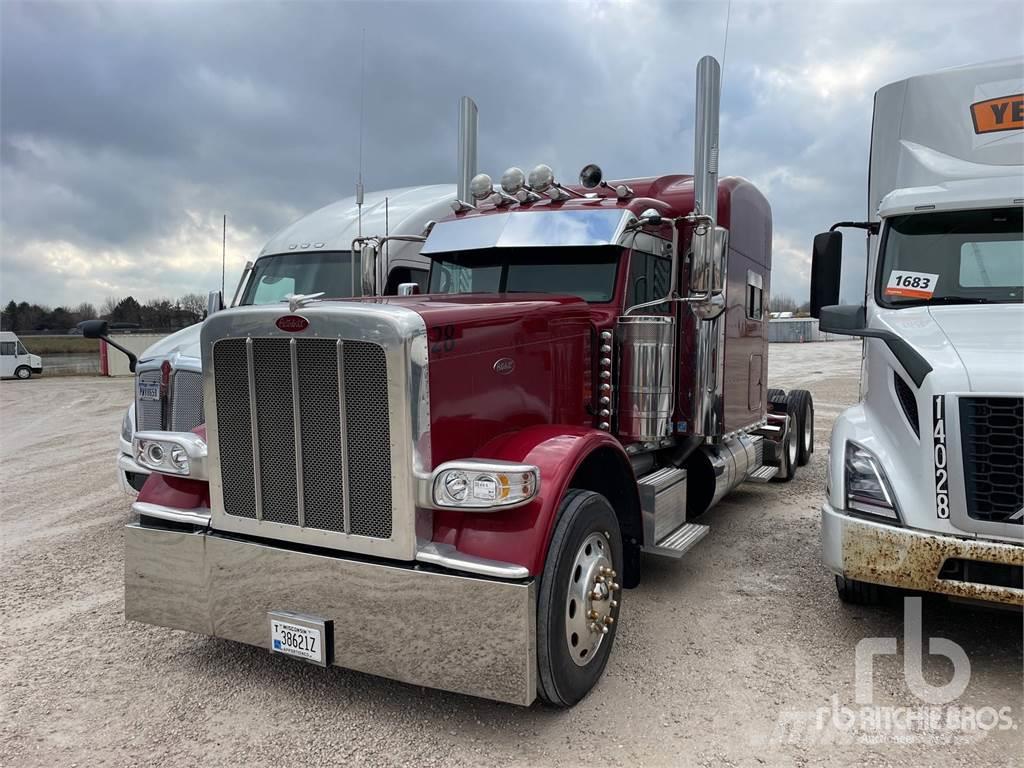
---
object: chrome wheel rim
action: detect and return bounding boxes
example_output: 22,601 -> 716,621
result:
788,415 -> 798,467
564,531 -> 617,667
803,405 -> 813,453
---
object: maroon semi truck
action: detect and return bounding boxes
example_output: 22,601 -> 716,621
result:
89,56 -> 813,707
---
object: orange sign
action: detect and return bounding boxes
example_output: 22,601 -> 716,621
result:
970,94 -> 1023,134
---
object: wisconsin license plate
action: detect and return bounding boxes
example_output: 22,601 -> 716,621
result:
137,381 -> 160,401
268,611 -> 331,667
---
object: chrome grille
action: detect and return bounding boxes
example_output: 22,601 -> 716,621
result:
136,369 -> 205,432
170,371 -> 205,432
135,370 -> 162,431
213,336 -> 392,539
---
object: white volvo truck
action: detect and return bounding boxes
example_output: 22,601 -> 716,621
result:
116,184 -> 456,493
811,57 -> 1023,606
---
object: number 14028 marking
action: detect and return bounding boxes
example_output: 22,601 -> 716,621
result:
933,396 -> 950,519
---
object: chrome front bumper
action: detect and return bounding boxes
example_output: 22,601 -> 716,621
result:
125,524 -> 537,704
822,503 -> 1024,606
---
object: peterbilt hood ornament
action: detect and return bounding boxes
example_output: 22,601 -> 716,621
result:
286,292 -> 325,313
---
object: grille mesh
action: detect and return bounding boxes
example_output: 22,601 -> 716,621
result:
213,336 -> 392,540
135,370 -> 163,432
170,370 -> 205,432
298,340 -> 346,532
214,339 -> 257,519
344,342 -> 393,538
253,339 -> 299,525
959,397 -> 1023,525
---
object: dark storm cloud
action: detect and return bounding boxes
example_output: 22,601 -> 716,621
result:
1,0 -> 1022,306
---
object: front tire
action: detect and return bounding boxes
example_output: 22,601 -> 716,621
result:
537,489 -> 622,707
14,366 -> 31,380
835,575 -> 881,605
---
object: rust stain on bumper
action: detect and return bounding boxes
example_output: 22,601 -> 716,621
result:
841,518 -> 1024,607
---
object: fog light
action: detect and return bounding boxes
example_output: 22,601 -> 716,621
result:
432,461 -> 540,510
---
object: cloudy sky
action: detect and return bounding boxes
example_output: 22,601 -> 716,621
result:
2,0 -> 1022,308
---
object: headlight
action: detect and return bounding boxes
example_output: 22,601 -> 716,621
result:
432,460 -> 540,510
133,431 -> 207,479
121,404 -> 135,443
844,442 -> 900,521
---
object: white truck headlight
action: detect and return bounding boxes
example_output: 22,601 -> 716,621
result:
844,442 -> 900,522
133,431 -> 208,479
432,461 -> 540,510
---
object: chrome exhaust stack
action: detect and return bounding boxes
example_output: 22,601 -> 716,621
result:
691,55 -> 727,440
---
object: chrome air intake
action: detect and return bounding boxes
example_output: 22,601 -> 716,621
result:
201,304 -> 429,561
616,315 -> 676,443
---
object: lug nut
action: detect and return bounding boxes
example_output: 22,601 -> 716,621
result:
610,600 -> 618,608
601,625 -> 609,635
611,582 -> 620,591
604,616 -> 615,625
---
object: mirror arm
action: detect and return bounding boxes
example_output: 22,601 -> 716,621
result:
829,221 -> 879,235
102,336 -> 138,374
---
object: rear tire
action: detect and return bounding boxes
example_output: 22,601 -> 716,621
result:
772,414 -> 798,483
537,489 -> 622,708
835,575 -> 881,606
787,389 -> 814,466
767,387 -> 786,405
14,366 -> 31,380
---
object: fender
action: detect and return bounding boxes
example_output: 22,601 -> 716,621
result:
136,425 -> 211,511
430,425 -> 637,576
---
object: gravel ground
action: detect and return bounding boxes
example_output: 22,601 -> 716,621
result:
1,341 -> 1020,767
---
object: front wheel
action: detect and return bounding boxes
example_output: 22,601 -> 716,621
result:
14,366 -> 31,380
537,489 -> 622,707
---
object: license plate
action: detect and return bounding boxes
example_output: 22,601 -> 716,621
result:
138,381 -> 160,401
268,611 -> 331,667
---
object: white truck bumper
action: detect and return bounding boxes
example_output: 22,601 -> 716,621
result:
822,503 -> 1023,606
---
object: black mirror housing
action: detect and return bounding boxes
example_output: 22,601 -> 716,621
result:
810,231 -> 843,318
818,304 -> 866,334
80,319 -> 109,339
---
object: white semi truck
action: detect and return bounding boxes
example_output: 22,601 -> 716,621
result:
116,184 -> 456,493
811,57 -> 1023,606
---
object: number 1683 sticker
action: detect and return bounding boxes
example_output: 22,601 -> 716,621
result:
885,270 -> 939,300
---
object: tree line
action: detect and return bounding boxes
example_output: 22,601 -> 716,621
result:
1,294 -> 207,333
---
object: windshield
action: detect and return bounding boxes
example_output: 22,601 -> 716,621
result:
878,207 -> 1023,306
427,246 -> 620,302
239,251 -> 359,305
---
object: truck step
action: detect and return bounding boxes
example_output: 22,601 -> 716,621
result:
746,465 -> 779,483
643,522 -> 710,559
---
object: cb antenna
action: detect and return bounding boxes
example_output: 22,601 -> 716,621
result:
356,27 -> 366,238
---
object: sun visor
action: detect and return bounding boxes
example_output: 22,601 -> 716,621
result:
421,209 -> 632,254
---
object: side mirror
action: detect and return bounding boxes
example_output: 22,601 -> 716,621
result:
691,225 -> 728,296
207,290 -> 224,317
810,231 -> 842,318
80,319 -> 109,339
361,243 -> 378,296
81,319 -> 138,373
397,283 -> 420,296
818,304 -> 866,334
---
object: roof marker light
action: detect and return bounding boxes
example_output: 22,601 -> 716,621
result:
528,164 -> 555,193
469,173 -> 494,201
500,167 -> 526,195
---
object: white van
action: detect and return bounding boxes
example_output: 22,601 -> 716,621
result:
0,332 -> 43,379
